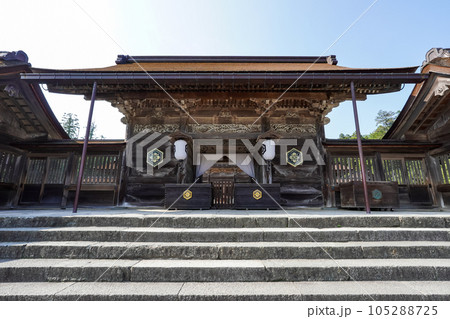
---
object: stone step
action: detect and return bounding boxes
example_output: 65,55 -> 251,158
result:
1,227 -> 448,242
0,215 -> 448,229
1,241 -> 449,260
0,258 -> 449,282
1,281 -> 449,300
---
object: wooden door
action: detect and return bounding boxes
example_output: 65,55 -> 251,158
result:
211,178 -> 234,209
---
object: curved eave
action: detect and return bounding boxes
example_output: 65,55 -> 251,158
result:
26,83 -> 70,139
30,65 -> 418,74
21,72 -> 427,86
1,64 -> 69,140
383,72 -> 448,140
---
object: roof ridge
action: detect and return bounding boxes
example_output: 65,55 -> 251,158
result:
115,55 -> 338,65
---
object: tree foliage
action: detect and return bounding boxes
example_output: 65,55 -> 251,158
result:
81,121 -> 105,140
375,110 -> 399,128
339,110 -> 400,140
88,122 -> 97,139
60,113 -> 80,139
60,114 -> 105,140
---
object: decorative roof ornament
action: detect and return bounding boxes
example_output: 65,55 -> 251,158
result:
4,84 -> 20,98
422,48 -> 450,68
0,50 -> 28,63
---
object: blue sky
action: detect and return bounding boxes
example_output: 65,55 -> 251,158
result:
3,0 -> 449,139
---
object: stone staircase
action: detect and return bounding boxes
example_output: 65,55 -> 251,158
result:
0,211 -> 449,300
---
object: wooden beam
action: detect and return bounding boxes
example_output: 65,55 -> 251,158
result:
411,98 -> 442,134
8,99 -> 44,133
99,91 -> 333,101
0,97 -> 41,133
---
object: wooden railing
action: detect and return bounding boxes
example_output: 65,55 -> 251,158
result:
328,154 -> 433,207
330,155 -> 429,186
437,153 -> 450,184
0,150 -> 22,207
18,151 -> 123,207
329,156 -> 377,186
405,159 -> 427,185
70,154 -> 121,185
0,151 -> 19,184
382,159 -> 405,184
24,158 -> 47,185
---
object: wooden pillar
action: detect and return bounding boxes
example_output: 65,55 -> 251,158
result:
114,150 -> 126,206
38,157 -> 50,203
317,121 -> 329,208
324,149 -> 334,207
261,160 -> 268,184
117,149 -> 128,205
267,161 -> 273,184
185,141 -> 194,183
374,152 -> 386,181
425,153 -> 444,208
73,82 -> 97,213
350,81 -> 371,214
61,153 -> 74,208
11,154 -> 27,208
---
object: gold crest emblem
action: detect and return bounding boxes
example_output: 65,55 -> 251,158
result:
253,189 -> 262,200
182,190 -> 192,200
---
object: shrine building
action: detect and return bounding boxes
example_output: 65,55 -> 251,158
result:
0,49 -> 449,211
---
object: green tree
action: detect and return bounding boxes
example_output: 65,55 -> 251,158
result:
81,121 -> 105,140
339,132 -> 357,140
338,110 -> 399,140
60,113 -> 80,139
88,122 -> 97,139
375,110 -> 399,128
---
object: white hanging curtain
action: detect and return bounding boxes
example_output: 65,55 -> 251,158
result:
228,154 -> 255,178
195,154 -> 223,178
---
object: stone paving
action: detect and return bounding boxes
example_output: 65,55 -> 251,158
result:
0,207 -> 449,218
0,207 -> 448,300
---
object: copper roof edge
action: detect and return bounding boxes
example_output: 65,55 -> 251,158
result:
28,65 -> 419,74
115,55 -> 339,65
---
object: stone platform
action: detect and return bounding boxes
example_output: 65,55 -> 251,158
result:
0,208 -> 449,300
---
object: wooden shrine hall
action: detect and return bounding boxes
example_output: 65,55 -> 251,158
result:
1,48 -> 449,211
